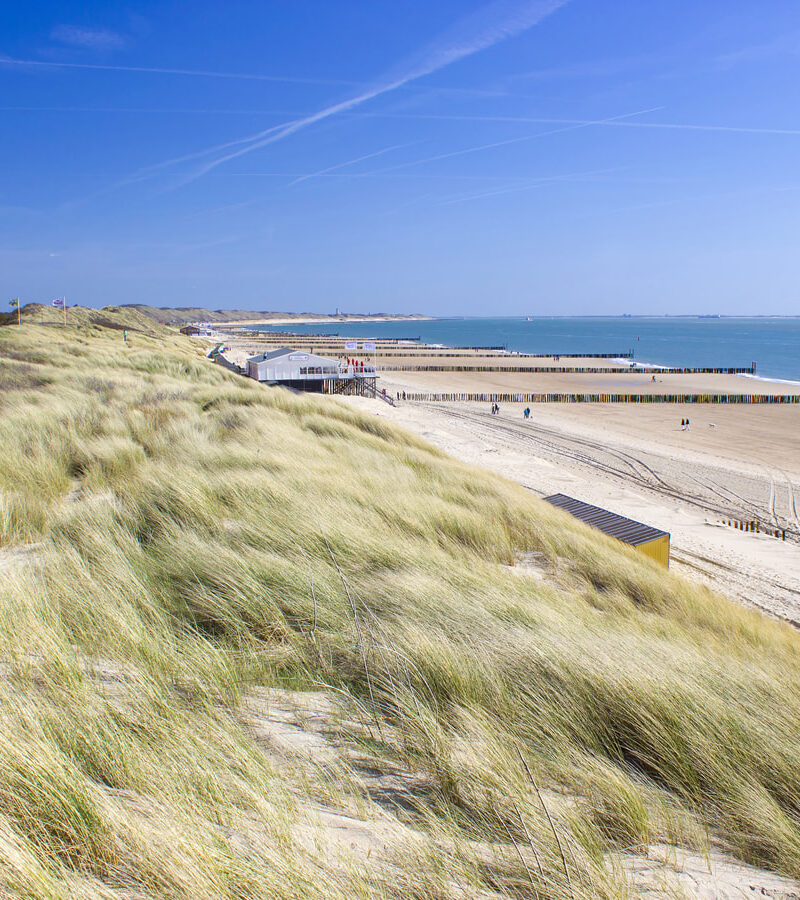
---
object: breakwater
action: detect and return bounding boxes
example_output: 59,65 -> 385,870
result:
374,350 -> 633,359
402,392 -> 800,403
382,365 -> 757,374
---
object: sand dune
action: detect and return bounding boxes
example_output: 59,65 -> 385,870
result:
343,389 -> 800,624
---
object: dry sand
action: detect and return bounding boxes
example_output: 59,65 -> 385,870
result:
218,329 -> 800,622
341,385 -> 800,624
387,368 -> 800,396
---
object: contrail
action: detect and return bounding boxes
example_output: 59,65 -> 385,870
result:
440,165 -> 626,205
358,111 -> 800,137
0,57 -> 513,99
216,171 -> 543,181
287,142 -> 418,186
0,55 -> 360,87
8,102 -> 798,139
368,108 -> 663,175
151,0 -> 569,186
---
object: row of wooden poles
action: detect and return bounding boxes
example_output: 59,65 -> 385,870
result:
403,392 -> 799,403
222,339 -> 632,359
726,519 -> 792,540
358,351 -> 632,358
381,365 -> 756,374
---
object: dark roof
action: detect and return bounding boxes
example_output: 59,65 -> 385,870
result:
247,347 -> 339,364
543,494 -> 668,546
247,347 -> 296,363
261,347 -> 296,361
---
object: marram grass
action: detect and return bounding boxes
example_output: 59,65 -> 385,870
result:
0,316 -> 799,897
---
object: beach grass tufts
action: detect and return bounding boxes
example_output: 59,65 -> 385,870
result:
1,314 -> 799,896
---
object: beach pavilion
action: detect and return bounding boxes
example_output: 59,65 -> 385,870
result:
245,347 -> 378,394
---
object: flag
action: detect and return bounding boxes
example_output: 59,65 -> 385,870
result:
344,341 -> 357,350
52,297 -> 64,307
363,342 -> 376,352
8,298 -> 18,307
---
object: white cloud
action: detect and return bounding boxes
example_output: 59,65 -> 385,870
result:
50,25 -> 125,51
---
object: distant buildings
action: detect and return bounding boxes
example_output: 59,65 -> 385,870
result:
180,323 -> 214,337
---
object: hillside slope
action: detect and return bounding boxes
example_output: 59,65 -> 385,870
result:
0,304 -> 171,335
122,305 -> 421,324
1,315 -> 799,899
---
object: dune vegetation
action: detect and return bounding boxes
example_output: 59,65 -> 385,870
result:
1,313 -> 799,898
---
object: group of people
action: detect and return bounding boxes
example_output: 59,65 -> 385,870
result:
488,403 -> 533,421
681,417 -> 691,431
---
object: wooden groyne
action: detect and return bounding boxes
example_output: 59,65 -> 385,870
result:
382,365 -> 757,374
373,350 -> 634,359
402,392 -> 799,404
223,335 -> 424,345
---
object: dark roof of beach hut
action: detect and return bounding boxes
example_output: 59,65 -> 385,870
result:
543,494 -> 668,546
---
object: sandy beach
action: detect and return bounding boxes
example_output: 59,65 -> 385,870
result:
340,388 -> 800,625
215,328 -> 800,623
384,368 -> 800,396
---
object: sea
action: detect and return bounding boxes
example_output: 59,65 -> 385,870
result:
253,317 -> 800,383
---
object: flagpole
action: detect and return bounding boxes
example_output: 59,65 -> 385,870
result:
17,299 -> 20,326
64,296 -> 67,327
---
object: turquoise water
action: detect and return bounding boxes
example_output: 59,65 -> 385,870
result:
255,317 -> 800,382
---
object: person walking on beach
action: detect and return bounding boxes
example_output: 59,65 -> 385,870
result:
686,418 -> 690,430
681,418 -> 686,430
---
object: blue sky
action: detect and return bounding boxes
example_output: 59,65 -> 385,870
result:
3,0 -> 800,314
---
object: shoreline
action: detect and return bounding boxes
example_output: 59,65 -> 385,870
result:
218,315 -> 432,327
216,321 -> 800,385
